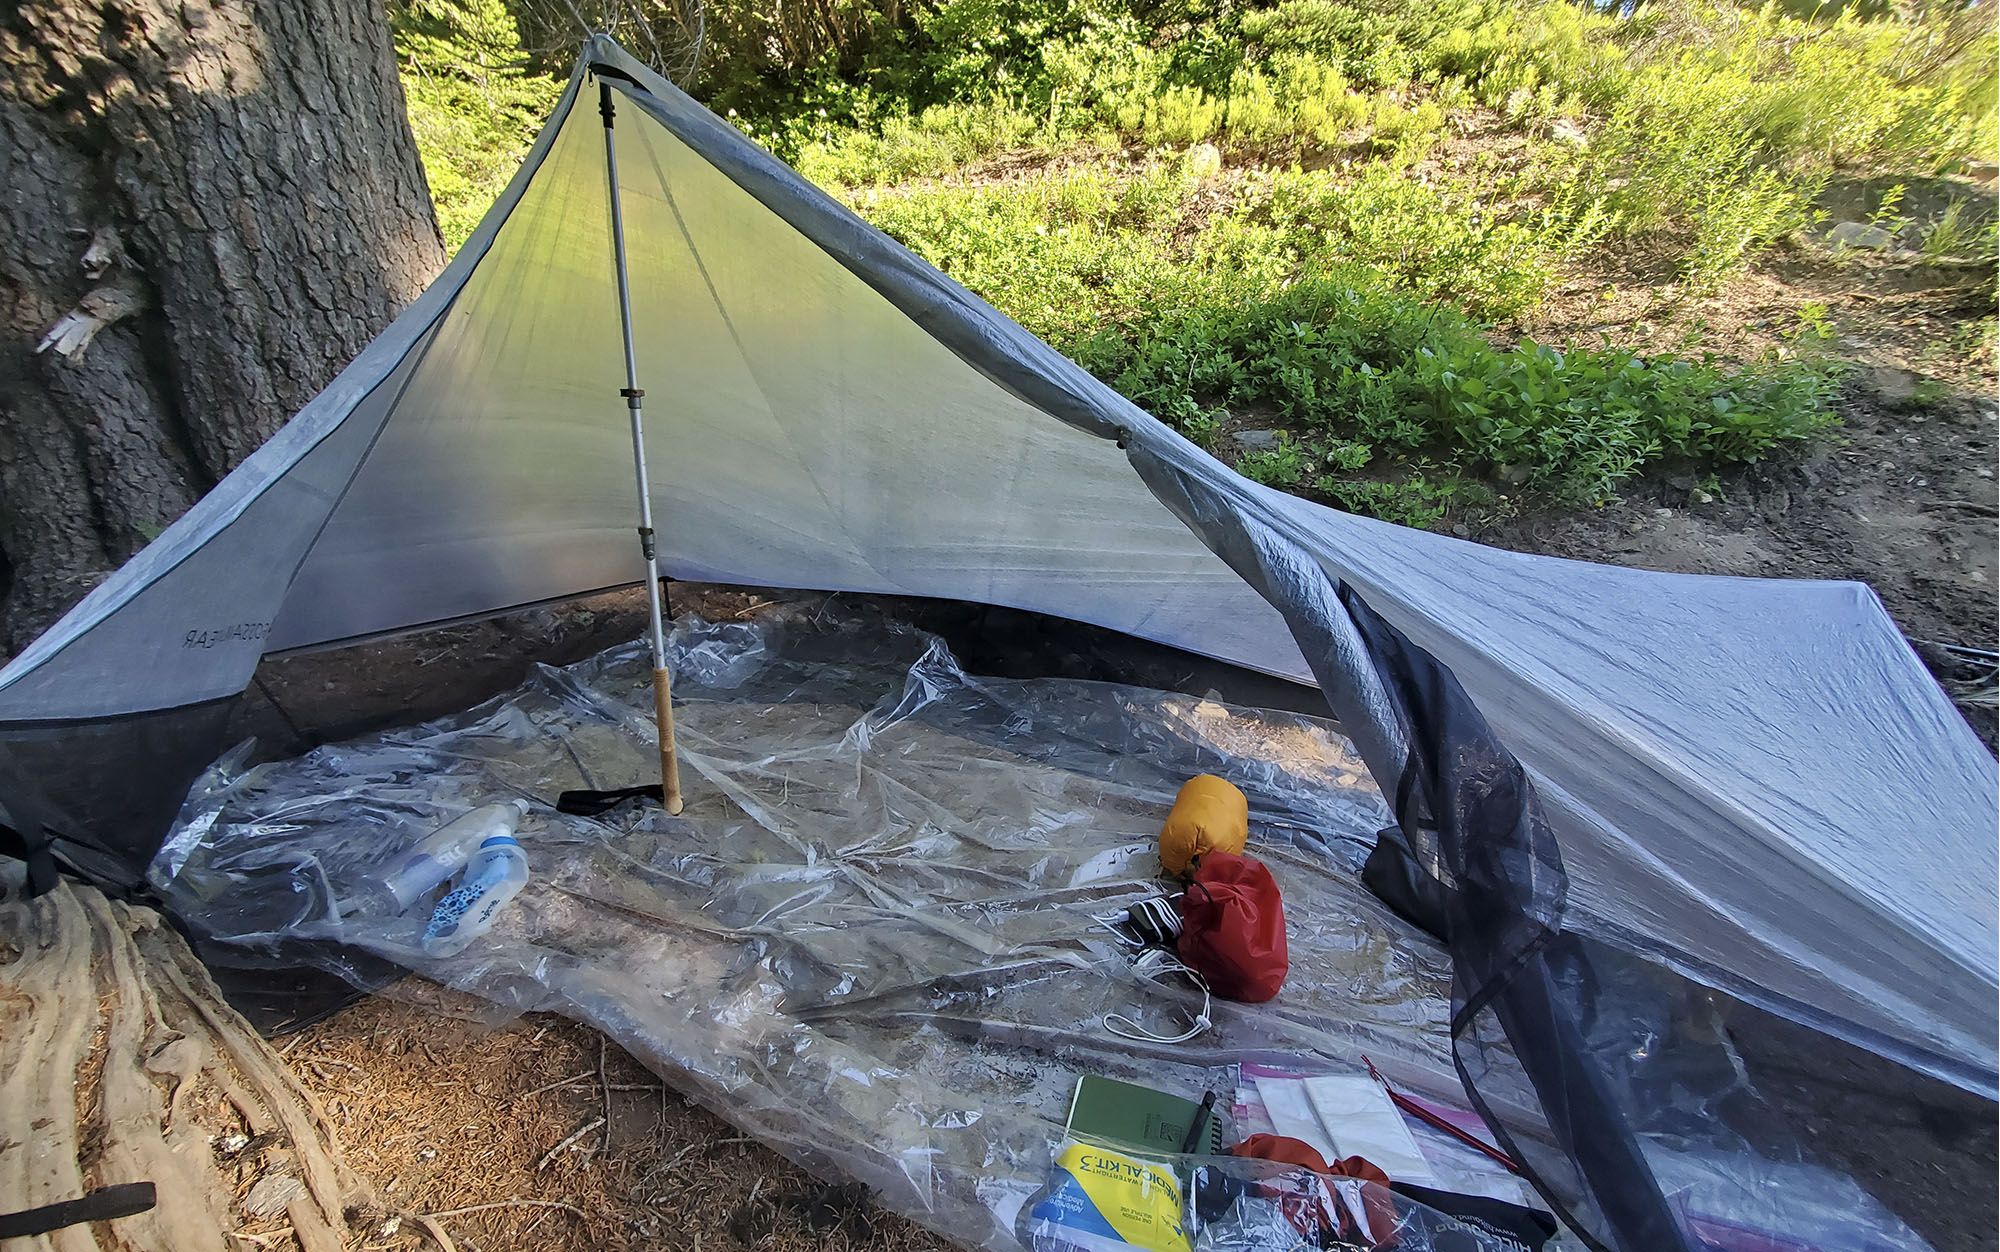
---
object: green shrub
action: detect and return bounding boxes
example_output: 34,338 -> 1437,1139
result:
1921,200 -> 2000,265
1236,436 -> 1315,487
1319,473 -> 1463,528
1240,0 -> 1486,89
1545,2 -> 1996,283
1122,86 -> 1225,146
1681,165 -> 1823,292
1241,167 -> 1560,319
1425,3 -> 1624,114
796,99 -> 1042,185
1369,96 -> 1447,162
861,152 -> 1837,514
730,0 -> 1997,256
394,0 -> 562,251
400,0 -> 1991,529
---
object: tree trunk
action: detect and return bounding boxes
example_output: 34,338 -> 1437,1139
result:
0,0 -> 446,653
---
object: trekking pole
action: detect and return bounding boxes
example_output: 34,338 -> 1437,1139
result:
600,77 -> 683,815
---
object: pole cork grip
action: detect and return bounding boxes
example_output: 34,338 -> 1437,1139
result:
653,666 -> 684,815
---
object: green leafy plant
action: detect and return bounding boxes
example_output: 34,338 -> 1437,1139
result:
394,0 -> 562,251
1921,200 -> 2000,264
1870,182 -> 1909,232
1318,473 -> 1461,528
1236,436 -> 1312,487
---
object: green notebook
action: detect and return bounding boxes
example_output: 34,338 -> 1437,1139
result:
1064,1075 -> 1225,1157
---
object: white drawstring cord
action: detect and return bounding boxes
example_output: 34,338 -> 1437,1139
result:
1103,950 -> 1213,1044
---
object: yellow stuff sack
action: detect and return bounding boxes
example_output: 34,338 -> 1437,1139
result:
1024,1140 -> 1189,1252
1157,774 -> 1248,878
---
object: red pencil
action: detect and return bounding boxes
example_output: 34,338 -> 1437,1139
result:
1363,1056 -> 1521,1176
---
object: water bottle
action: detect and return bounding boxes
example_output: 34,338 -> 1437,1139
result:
363,799 -> 528,912
421,835 -> 530,958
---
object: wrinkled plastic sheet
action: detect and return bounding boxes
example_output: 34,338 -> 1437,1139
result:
153,612 -> 1936,1251
157,613 -> 1459,1239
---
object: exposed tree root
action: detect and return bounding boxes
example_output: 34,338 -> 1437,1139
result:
0,881 -> 375,1251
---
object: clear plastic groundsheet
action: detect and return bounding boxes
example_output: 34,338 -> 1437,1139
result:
152,610 -> 1935,1252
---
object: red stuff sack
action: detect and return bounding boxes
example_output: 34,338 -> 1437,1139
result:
1177,850 -> 1288,1002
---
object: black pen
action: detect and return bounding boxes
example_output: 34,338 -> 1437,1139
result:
1180,1089 -> 1219,1154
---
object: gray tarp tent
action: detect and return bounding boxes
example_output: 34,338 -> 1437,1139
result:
1,34 -> 1992,1117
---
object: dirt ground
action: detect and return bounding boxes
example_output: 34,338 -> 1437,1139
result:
283,986 -> 954,1252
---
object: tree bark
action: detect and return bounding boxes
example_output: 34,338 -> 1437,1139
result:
0,0 -> 446,652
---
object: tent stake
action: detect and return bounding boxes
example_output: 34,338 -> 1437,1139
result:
600,79 -> 683,815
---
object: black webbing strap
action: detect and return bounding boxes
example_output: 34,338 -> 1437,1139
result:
0,814 -> 60,898
555,785 -> 665,817
0,1182 -> 157,1238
